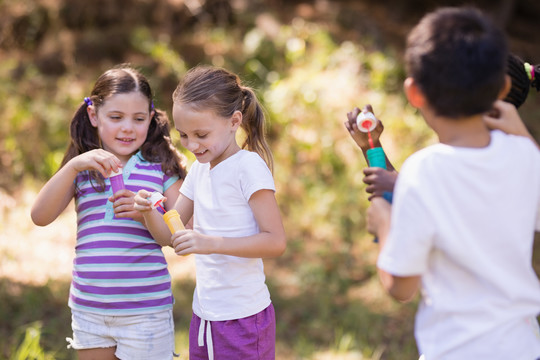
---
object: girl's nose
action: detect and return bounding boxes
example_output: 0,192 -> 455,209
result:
120,120 -> 134,132
183,139 -> 199,152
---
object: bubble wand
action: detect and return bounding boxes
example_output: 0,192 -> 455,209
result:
356,110 -> 393,243
148,192 -> 185,234
356,111 -> 387,172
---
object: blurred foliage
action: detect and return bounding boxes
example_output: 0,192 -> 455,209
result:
1,0 -> 538,359
10,322 -> 56,360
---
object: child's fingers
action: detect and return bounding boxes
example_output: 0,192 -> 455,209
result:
483,116 -> 499,130
133,190 -> 153,210
136,189 -> 152,200
171,231 -> 191,252
110,189 -> 132,202
347,107 -> 361,124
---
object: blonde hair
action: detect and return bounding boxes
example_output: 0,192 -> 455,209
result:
172,65 -> 274,172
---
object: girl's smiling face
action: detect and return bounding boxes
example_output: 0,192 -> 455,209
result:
88,91 -> 153,164
173,102 -> 241,168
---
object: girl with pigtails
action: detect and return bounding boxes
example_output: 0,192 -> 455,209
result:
32,64 -> 186,360
134,65 -> 286,360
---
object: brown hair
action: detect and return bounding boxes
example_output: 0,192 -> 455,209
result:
62,64 -> 186,191
172,65 -> 274,172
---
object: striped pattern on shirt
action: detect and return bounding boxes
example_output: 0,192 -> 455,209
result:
68,151 -> 179,315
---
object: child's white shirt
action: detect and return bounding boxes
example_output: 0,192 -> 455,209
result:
180,150 -> 275,321
378,130 -> 540,359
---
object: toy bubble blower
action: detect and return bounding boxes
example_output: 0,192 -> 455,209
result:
109,168 -> 125,194
148,192 -> 185,234
357,110 -> 393,243
356,111 -> 387,170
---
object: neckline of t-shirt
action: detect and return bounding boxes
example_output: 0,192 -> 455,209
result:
438,129 -> 501,153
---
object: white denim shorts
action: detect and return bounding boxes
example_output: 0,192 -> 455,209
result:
67,309 -> 177,360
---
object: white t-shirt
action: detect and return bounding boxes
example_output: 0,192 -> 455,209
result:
378,130 -> 540,359
180,150 -> 275,321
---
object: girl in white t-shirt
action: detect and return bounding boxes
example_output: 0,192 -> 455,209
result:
134,65 -> 286,360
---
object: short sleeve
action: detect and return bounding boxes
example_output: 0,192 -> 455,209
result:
377,159 -> 436,276
180,161 -> 198,201
163,174 -> 180,192
239,152 -> 275,201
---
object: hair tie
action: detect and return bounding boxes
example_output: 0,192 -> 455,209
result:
524,62 -> 534,82
84,97 -> 93,106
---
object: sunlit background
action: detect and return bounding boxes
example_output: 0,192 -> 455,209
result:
1,0 -> 539,359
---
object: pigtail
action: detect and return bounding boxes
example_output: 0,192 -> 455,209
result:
505,53 -> 540,108
140,108 -> 187,179
240,87 -> 274,173
60,98 -> 105,192
61,100 -> 100,167
505,54 -> 529,108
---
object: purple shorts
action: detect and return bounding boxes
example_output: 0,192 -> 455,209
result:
189,304 -> 275,360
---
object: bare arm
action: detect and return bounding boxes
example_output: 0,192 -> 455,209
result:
484,100 -> 539,150
367,197 -> 420,302
133,185 -> 191,247
31,149 -> 122,226
172,189 -> 286,258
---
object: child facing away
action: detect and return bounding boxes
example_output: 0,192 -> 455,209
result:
134,65 -> 286,360
364,7 -> 540,360
31,64 -> 187,360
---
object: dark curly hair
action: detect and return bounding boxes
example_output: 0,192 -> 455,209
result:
504,53 -> 540,108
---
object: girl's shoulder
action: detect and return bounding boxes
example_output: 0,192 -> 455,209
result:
236,150 -> 273,179
236,150 -> 267,167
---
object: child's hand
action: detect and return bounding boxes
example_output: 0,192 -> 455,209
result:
344,105 -> 384,151
171,230 -> 213,256
363,168 -> 398,200
109,189 -> 145,223
70,149 -> 122,178
133,189 -> 154,213
484,100 -> 531,138
366,197 -> 392,238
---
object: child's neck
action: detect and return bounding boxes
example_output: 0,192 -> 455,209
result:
434,114 -> 491,148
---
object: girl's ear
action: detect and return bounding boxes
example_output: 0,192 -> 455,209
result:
87,105 -> 99,127
404,77 -> 427,109
230,110 -> 242,131
497,74 -> 512,100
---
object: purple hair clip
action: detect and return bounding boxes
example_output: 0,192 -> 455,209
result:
151,101 -> 155,110
84,97 -> 93,106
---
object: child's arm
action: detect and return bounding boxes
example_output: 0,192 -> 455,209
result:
133,188 -> 193,247
367,197 -> 421,302
31,149 -> 122,226
484,100 -> 539,149
171,189 -> 286,258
